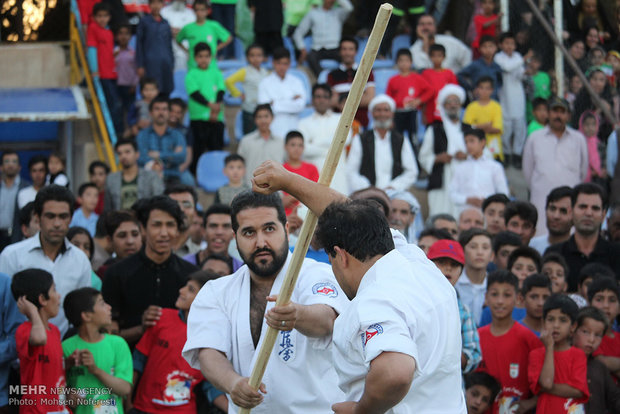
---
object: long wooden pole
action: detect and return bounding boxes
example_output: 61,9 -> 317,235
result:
238,4 -> 393,413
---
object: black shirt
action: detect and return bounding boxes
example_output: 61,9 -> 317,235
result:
102,248 -> 197,330
545,235 -> 620,292
586,357 -> 620,414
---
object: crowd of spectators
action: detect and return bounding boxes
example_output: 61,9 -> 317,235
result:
2,0 -> 620,412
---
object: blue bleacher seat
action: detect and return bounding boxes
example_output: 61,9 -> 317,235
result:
217,38 -> 246,71
355,37 -> 368,63
170,70 -> 188,100
288,69 -> 312,105
317,69 -> 330,84
373,59 -> 395,69
299,106 -> 314,119
196,150 -> 230,192
319,59 -> 339,70
234,109 -> 244,141
391,34 -> 411,60
373,68 -> 398,95
282,37 -> 298,67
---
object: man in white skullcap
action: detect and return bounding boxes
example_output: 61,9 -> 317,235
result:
419,84 -> 468,217
346,94 -> 418,193
387,189 -> 421,244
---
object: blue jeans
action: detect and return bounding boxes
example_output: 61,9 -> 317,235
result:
100,78 -> 124,136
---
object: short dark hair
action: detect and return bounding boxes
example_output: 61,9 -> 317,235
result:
34,185 -> 75,216
312,83 -> 332,98
67,226 -> 94,259
254,103 -> 273,118
115,138 -> 138,152
587,276 -> 620,303
28,154 -> 47,171
230,191 -> 287,233
193,0 -> 210,9
532,97 -> 548,111
165,184 -> 198,207
245,43 -> 264,57
225,153 -> 245,166
464,372 -> 501,403
140,77 -> 158,92
104,210 -> 140,237
504,201 -> 538,227
188,269 -> 222,288
11,269 -> 53,308
339,35 -> 358,51
429,213 -> 457,228
499,31 -> 515,43
317,200 -> 395,261
479,35 -> 497,47
1,150 -> 18,163
204,203 -> 232,225
149,94 -> 170,112
78,182 -> 98,197
487,269 -> 519,292
507,246 -> 542,272
169,97 -> 187,111
49,152 -> 66,167
95,212 -> 109,238
134,195 -> 185,229
579,262 -> 615,285
546,186 -> 573,209
285,130 -> 304,144
418,227 -> 454,241
194,42 -> 212,57
521,273 -> 551,296
92,2 -> 110,15
88,160 -> 110,176
458,228 -> 492,248
396,48 -> 412,60
543,293 -> 578,322
482,194 -> 510,213
572,182 -> 608,210
272,47 -> 290,61
429,43 -> 446,56
63,287 -> 100,328
464,126 -> 486,141
19,202 -> 36,227
349,187 -> 390,218
492,231 -> 522,253
199,254 -> 233,274
541,252 -> 569,276
475,75 -> 494,88
577,306 -> 609,332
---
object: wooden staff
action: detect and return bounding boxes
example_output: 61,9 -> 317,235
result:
239,4 -> 393,413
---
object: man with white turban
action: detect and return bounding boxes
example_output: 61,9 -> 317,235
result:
387,189 -> 421,244
346,94 -> 418,193
419,84 -> 468,217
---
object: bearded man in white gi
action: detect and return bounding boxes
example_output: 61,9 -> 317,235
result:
251,161 -> 467,413
183,190 -> 348,413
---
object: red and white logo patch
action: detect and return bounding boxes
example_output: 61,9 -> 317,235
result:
361,323 -> 384,348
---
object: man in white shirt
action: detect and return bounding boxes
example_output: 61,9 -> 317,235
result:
258,47 -> 306,139
387,189 -> 421,244
298,83 -> 348,194
161,0 -> 196,71
17,155 -> 47,210
250,162 -> 466,413
183,191 -> 348,413
346,94 -> 418,193
529,186 -> 574,254
0,185 -> 92,335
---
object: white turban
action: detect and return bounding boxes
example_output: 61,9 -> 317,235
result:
368,94 -> 396,113
436,84 -> 466,108
386,189 -> 421,215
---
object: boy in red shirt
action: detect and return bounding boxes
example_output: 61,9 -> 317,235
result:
132,270 -> 227,413
282,131 -> 319,216
386,48 -> 434,148
87,2 -> 123,136
11,269 -> 69,413
420,44 -> 458,125
476,270 -> 542,413
472,0 -> 502,57
528,294 -> 589,413
588,277 -> 620,378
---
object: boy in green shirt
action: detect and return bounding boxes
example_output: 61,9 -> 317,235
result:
176,0 -> 231,69
62,288 -> 132,413
527,98 -> 548,136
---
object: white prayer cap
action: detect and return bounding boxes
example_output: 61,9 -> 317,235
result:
386,189 -> 421,215
368,94 -> 396,113
436,84 -> 466,107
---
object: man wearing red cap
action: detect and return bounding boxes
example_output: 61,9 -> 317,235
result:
427,239 -> 482,373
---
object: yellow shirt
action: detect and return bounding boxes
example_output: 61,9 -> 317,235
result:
463,100 -> 504,160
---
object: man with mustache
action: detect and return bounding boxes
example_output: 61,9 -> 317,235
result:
346,94 -> 418,193
529,186 -> 574,255
387,189 -> 420,243
183,191 -> 348,413
523,97 -> 588,236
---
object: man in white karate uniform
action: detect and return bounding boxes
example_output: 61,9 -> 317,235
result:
183,191 -> 348,413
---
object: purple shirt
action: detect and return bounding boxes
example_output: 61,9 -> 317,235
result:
115,47 -> 139,87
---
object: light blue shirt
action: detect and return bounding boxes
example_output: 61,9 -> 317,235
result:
455,269 -> 487,327
70,208 -> 99,237
607,130 -> 618,174
0,176 -> 20,230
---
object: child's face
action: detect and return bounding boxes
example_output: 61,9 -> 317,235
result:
93,10 -> 110,28
432,257 -> 463,286
247,47 -> 264,68
542,261 -> 567,293
396,55 -> 413,73
608,54 -> 620,71
522,287 -> 551,319
202,258 -> 232,275
111,221 -> 142,259
590,71 -> 607,94
479,41 -> 497,60
591,50 -> 605,66
481,0 -> 495,15
43,283 -> 61,318
169,104 -> 185,125
510,257 -> 538,288
506,216 -> 535,245
116,27 -> 131,47
495,244 -> 518,270
579,277 -> 593,300
465,134 -> 486,158
533,104 -> 548,124
570,75 -> 583,94
465,384 -> 493,414
528,58 -> 541,73
48,156 -> 64,175
582,116 -> 598,137
285,137 -> 304,162
475,82 -> 493,101
591,289 -> 620,327
582,0 -> 597,15
273,57 -> 291,79
464,235 -> 493,271
90,166 -> 107,190
586,29 -> 600,49
483,202 -> 506,236
543,308 -> 575,345
430,51 -> 444,68
573,317 -> 605,355
195,50 -> 212,70
81,187 -> 100,211
255,109 -> 273,131
570,41 -> 586,60
194,4 -> 209,20
175,280 -> 201,311
223,160 -> 245,184
88,294 -> 112,327
149,0 -> 164,15
70,233 -> 92,260
142,83 -> 159,102
417,235 -> 438,255
486,282 -> 517,320
500,37 -> 516,55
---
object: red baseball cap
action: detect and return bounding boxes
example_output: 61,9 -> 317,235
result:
427,239 -> 465,266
